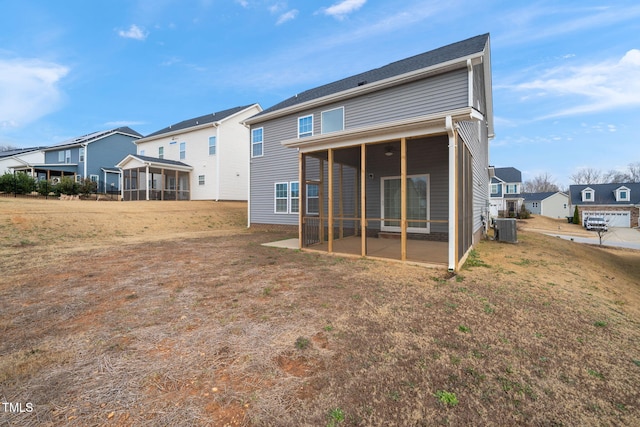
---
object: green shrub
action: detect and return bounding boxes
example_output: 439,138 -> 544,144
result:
78,178 -> 97,197
0,172 -> 36,194
56,177 -> 79,195
519,205 -> 531,219
573,206 -> 580,224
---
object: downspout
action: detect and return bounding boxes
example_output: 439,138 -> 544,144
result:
242,121 -> 251,228
446,115 -> 457,271
82,143 -> 88,181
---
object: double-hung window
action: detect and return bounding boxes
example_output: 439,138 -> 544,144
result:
275,182 -> 289,214
65,149 -> 71,164
158,146 -> 164,159
306,184 -> 319,215
198,175 -> 205,186
274,181 -> 300,214
252,128 -> 263,157
57,151 -> 64,162
505,184 -> 518,194
79,147 -> 85,162
298,115 -> 313,138
179,142 -> 186,160
209,136 -> 216,155
490,183 -> 498,194
321,107 -> 344,134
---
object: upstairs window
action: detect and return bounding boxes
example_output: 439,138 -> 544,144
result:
615,186 -> 630,202
490,183 -> 498,194
505,184 -> 518,194
58,151 -> 64,162
209,136 -> 216,155
139,149 -> 145,156
298,115 -> 313,138
321,107 -> 344,134
65,150 -> 71,164
581,188 -> 594,202
252,128 -> 263,157
158,146 -> 164,159
79,147 -> 85,162
179,142 -> 186,160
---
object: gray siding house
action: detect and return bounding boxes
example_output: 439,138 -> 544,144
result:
12,127 -> 141,192
489,167 -> 524,218
569,183 -> 640,228
245,34 -> 494,271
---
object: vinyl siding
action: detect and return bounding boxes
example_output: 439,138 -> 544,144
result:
458,120 -> 489,237
472,64 -> 486,113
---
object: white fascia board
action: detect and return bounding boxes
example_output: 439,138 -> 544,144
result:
137,123 -> 219,144
245,54 -> 483,125
281,107 -> 477,153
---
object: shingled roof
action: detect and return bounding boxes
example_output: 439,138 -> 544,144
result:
145,105 -> 256,139
256,33 -> 489,117
569,183 -> 640,205
43,127 -> 142,151
493,167 -> 522,183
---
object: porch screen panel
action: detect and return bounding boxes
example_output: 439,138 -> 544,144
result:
383,179 -> 401,228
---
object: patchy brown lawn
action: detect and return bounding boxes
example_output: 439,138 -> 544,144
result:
1,199 -> 639,426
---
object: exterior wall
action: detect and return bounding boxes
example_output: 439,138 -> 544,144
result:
250,68 -> 469,226
136,107 -> 257,201
472,64 -> 486,113
88,134 -> 137,184
0,151 -> 44,174
458,120 -> 489,240
524,200 -> 542,215
44,147 -> 80,168
541,193 -> 570,218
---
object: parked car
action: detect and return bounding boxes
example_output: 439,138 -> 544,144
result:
585,216 -> 608,231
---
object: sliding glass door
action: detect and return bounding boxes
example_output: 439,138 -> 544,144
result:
381,175 -> 429,233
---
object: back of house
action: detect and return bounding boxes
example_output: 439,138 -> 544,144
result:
245,33 -> 494,270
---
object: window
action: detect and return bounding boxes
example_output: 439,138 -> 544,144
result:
321,107 -> 344,134
65,150 -> 71,164
57,151 -> 64,162
79,147 -> 85,162
158,147 -> 164,159
290,182 -> 299,213
582,188 -> 594,202
139,149 -> 145,156
505,184 -> 518,194
209,136 -> 216,155
90,175 -> 99,183
179,142 -> 186,160
490,183 -> 498,194
251,128 -> 263,157
198,175 -> 205,186
307,183 -> 319,215
275,182 -> 288,213
298,115 -> 313,138
615,187 -> 630,202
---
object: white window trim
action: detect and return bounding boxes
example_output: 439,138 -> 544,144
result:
298,114 -> 313,138
198,175 -> 205,186
380,174 -> 431,234
505,183 -> 518,194
79,147 -> 85,162
582,187 -> 594,202
65,149 -> 71,164
58,151 -> 64,162
615,186 -> 630,202
290,181 -> 299,214
90,174 -> 99,183
179,142 -> 186,160
490,183 -> 498,194
158,146 -> 164,159
209,136 -> 217,156
306,183 -> 319,216
251,127 -> 264,158
321,106 -> 344,134
274,182 -> 289,214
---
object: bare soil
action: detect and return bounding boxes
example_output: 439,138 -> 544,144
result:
1,199 -> 639,426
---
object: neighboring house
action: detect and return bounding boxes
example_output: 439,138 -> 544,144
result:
569,183 -> 640,228
489,167 -> 524,218
8,127 -> 141,192
522,191 -> 570,219
0,147 -> 46,175
245,33 -> 494,271
117,104 -> 261,201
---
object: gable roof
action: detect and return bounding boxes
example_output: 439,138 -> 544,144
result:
570,183 -> 640,205
251,33 -> 490,119
0,146 -> 46,159
522,191 -> 566,202
493,167 -> 522,183
116,154 -> 193,171
43,127 -> 142,151
144,104 -> 258,139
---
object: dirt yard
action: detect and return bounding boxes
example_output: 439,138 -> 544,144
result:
1,199 -> 639,426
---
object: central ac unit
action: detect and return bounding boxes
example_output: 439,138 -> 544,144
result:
494,218 -> 517,243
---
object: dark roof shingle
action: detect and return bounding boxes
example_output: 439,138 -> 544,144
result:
145,105 -> 255,139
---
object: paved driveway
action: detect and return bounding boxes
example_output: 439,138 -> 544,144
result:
544,227 -> 640,250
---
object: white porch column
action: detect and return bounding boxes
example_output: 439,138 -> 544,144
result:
145,165 -> 150,201
446,116 -> 457,271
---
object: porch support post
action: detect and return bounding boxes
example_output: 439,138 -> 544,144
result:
299,151 -> 305,249
360,144 -> 367,257
328,148 -> 334,253
175,170 -> 179,200
446,116 -> 457,271
339,164 -> 344,239
145,165 -> 150,201
161,169 -> 165,200
319,158 -> 325,243
400,137 -> 407,262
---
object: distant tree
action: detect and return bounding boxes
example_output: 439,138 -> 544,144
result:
628,162 -> 640,183
523,172 -> 560,193
0,172 -> 36,194
0,144 -> 18,152
603,169 -> 628,183
570,168 -> 604,185
604,162 -> 640,183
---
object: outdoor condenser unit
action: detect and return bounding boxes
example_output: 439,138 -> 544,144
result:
494,218 -> 517,243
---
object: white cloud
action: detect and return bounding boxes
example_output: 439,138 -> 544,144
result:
0,58 -> 69,129
276,9 -> 298,25
235,0 -> 249,8
511,49 -> 640,119
117,24 -> 148,41
323,0 -> 366,19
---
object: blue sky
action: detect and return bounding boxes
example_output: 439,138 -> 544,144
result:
1,0 -> 639,187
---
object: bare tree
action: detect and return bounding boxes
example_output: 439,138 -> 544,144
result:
602,162 -> 640,184
625,162 -> 640,183
523,172 -> 560,193
0,144 -> 18,152
570,168 -> 604,185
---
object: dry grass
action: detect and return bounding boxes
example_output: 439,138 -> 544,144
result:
1,199 -> 639,426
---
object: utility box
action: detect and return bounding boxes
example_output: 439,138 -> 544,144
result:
494,218 -> 517,243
